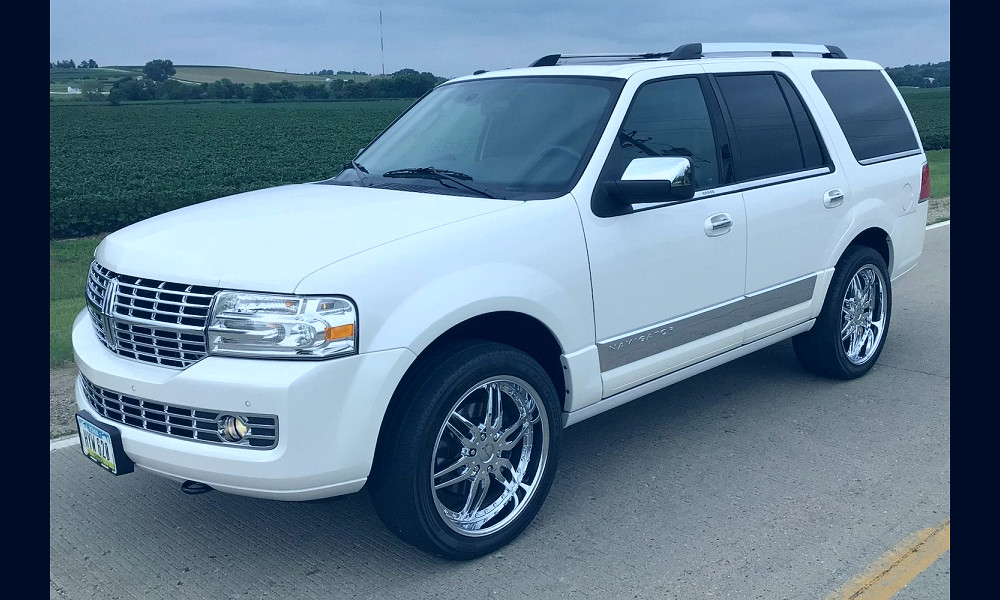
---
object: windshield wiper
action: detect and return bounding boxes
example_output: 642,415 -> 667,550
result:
382,167 -> 497,199
343,158 -> 370,186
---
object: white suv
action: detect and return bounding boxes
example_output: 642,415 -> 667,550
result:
73,43 -> 930,559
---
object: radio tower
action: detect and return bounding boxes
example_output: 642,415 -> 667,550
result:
379,0 -> 385,76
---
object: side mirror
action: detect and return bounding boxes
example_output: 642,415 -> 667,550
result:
603,156 -> 694,204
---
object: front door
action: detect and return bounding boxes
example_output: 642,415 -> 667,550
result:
577,75 -> 748,398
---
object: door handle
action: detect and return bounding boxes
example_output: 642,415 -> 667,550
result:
824,188 -> 845,208
705,213 -> 733,237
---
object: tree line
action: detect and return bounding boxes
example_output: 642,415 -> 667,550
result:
57,58 -> 445,104
309,69 -> 372,76
51,59 -> 99,69
885,61 -> 950,88
104,64 -> 444,104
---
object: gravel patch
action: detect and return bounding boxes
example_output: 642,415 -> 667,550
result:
928,196 -> 950,225
50,364 -> 79,439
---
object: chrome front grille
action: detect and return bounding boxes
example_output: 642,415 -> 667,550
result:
112,273 -> 215,328
112,322 -> 209,366
87,261 -> 217,368
86,262 -> 113,346
81,375 -> 279,449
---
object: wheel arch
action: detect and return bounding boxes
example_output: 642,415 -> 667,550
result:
370,311 -> 567,477
845,227 -> 893,274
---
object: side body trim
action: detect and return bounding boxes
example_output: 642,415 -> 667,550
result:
597,273 -> 817,371
567,320 -> 814,427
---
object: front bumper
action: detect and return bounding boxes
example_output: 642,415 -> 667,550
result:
72,309 -> 416,500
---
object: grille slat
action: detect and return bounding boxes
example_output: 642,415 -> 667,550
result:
88,261 -> 216,368
115,291 -> 212,310
81,375 -> 278,449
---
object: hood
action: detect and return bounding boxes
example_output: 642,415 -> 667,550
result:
95,183 -> 517,292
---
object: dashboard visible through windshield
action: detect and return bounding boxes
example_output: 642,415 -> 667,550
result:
326,76 -> 625,200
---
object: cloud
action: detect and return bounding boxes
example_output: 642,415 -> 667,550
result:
49,0 -> 950,76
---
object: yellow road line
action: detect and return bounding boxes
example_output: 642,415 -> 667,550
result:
825,517 -> 950,600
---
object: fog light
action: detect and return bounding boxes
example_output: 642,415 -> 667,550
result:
219,415 -> 250,442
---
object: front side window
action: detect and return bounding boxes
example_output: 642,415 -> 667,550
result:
330,76 -> 624,199
610,77 -> 720,190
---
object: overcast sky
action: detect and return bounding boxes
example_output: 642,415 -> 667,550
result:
50,0 -> 950,78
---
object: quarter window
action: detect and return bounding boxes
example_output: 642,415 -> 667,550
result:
812,70 -> 920,163
613,77 -> 720,190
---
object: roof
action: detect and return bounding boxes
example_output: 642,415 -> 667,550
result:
450,43 -> 885,83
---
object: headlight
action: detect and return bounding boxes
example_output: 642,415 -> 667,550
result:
207,292 -> 357,359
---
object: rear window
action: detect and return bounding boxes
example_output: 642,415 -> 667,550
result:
812,70 -> 920,163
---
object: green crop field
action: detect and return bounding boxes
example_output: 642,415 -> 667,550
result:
50,100 -> 413,238
899,87 -> 950,150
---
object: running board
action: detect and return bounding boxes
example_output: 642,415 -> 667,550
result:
562,320 -> 814,427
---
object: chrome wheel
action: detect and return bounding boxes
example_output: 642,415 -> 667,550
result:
430,376 -> 549,537
840,264 -> 887,365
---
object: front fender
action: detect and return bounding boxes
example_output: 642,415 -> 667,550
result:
294,195 -> 596,358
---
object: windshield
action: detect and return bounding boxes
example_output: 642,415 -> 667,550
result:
329,76 -> 624,199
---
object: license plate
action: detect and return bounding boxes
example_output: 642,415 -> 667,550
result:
76,411 -> 134,475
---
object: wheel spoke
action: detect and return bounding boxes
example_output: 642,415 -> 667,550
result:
434,464 -> 475,490
447,412 -> 478,445
451,410 -> 477,433
499,416 -> 529,451
461,471 -> 491,519
434,456 -> 470,481
849,327 -> 865,358
849,275 -> 862,300
841,320 -> 853,341
491,463 -> 514,490
495,458 -> 521,489
860,284 -> 872,307
483,382 -> 502,430
860,327 -> 875,357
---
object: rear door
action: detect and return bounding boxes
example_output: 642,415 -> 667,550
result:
709,66 -> 853,343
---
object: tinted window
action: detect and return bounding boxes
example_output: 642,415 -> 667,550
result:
812,70 -> 919,162
776,76 -> 825,169
716,74 -> 805,180
615,77 -> 719,190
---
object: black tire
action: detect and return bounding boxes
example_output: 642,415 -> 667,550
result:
369,340 -> 561,560
793,245 -> 892,379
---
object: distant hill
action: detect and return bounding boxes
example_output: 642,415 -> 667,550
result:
886,61 -> 950,88
101,65 -> 372,86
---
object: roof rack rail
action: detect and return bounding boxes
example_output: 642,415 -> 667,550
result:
667,43 -> 847,60
529,52 -> 672,67
528,43 -> 846,67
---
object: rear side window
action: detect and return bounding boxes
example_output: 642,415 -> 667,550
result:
812,70 -> 920,163
715,73 -> 824,181
776,76 -> 825,169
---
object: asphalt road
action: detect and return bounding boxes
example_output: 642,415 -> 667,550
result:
50,225 -> 950,600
